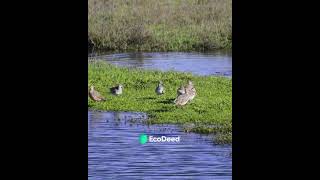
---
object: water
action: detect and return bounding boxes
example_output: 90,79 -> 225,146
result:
88,51 -> 232,178
88,111 -> 232,179
88,51 -> 232,77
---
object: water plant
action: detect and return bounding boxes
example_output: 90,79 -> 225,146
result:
88,0 -> 232,51
88,60 -> 232,143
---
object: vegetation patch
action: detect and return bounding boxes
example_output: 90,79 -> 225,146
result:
88,61 -> 232,143
88,0 -> 232,51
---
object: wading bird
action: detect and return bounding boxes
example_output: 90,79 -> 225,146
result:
185,80 -> 196,101
110,84 -> 123,95
174,80 -> 197,106
174,93 -> 191,106
177,85 -> 186,96
89,86 -> 106,102
155,81 -> 165,95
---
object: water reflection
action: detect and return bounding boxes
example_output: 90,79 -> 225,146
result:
88,111 -> 232,179
88,51 -> 232,77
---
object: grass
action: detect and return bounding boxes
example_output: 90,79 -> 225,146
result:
88,60 -> 232,144
89,0 -> 232,51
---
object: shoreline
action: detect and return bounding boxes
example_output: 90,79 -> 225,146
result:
88,61 -> 232,144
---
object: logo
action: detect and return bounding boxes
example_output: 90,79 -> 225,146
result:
139,134 -> 180,144
139,134 -> 148,144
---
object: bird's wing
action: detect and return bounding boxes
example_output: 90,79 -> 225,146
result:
110,87 -> 115,93
175,94 -> 189,104
94,90 -> 105,99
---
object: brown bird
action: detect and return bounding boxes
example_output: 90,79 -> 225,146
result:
174,80 -> 197,106
177,85 -> 186,96
174,93 -> 190,106
185,80 -> 196,101
185,80 -> 194,90
187,87 -> 196,101
89,86 -> 106,102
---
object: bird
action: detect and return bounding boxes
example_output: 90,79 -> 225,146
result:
110,84 -> 123,95
89,86 -> 106,102
185,80 -> 194,90
174,93 -> 190,106
177,85 -> 186,96
185,80 -> 196,101
174,80 -> 196,106
155,81 -> 165,95
187,87 -> 196,101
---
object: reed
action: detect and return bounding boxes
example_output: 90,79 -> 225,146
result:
88,0 -> 232,51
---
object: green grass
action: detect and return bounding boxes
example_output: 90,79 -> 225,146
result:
89,0 -> 232,51
88,61 -> 232,144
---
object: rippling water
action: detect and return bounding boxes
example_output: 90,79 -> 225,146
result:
88,51 -> 232,76
88,111 -> 232,179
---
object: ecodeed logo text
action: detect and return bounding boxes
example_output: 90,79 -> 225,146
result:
139,134 -> 180,144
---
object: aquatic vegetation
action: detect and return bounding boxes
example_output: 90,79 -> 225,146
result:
88,0 -> 232,51
88,61 -> 232,143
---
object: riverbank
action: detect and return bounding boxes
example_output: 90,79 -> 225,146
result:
88,61 -> 232,143
89,0 -> 232,51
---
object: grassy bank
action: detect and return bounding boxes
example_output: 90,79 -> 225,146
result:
89,0 -> 232,51
88,61 -> 232,143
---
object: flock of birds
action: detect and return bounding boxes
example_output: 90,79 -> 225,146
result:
89,80 -> 196,106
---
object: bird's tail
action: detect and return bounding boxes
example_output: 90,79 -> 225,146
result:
173,98 -> 177,104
